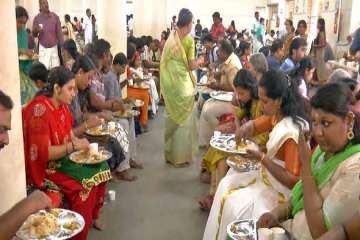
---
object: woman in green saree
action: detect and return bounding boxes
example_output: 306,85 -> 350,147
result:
258,82 -> 360,240
16,6 -> 37,105
160,8 -> 204,166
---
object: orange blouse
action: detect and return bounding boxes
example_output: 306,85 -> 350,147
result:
253,116 -> 300,176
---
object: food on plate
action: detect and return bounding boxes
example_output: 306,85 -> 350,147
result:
22,213 -> 60,238
63,221 -> 81,231
72,150 -> 106,163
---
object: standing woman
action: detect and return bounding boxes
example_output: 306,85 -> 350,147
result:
311,18 -> 331,85
283,19 -> 295,59
160,8 -> 204,166
16,6 -> 37,105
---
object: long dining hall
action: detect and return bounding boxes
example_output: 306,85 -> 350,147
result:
1,0 -> 360,239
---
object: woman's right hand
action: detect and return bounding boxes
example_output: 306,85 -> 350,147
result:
73,138 -> 90,152
235,120 -> 254,143
257,212 -> 279,229
100,110 -> 114,122
85,115 -> 102,129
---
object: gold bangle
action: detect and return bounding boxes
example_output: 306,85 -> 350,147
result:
84,121 -> 88,130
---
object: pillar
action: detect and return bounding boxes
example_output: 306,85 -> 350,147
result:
0,0 -> 27,214
96,0 -> 127,54
133,0 -> 167,39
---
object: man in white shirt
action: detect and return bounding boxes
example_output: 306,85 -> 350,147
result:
83,8 -> 93,45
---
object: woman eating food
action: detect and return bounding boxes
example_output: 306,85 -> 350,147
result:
23,66 -> 111,240
203,70 -> 308,240
257,82 -> 360,240
199,69 -> 268,210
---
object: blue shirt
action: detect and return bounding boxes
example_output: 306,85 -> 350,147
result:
280,57 -> 296,73
350,29 -> 360,73
267,55 -> 281,71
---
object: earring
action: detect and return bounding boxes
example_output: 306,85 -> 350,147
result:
347,121 -> 355,140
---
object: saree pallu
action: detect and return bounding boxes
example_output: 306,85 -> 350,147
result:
161,31 -> 197,165
23,96 -> 111,240
203,117 -> 307,240
310,47 -> 332,83
20,69 -> 37,105
282,150 -> 360,240
165,107 -> 198,166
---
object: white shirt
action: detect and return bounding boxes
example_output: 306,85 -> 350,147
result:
84,16 -> 93,44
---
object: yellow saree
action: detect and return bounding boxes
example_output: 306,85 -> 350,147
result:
160,31 -> 198,166
203,100 -> 268,173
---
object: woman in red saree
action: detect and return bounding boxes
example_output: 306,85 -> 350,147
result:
23,67 -> 111,239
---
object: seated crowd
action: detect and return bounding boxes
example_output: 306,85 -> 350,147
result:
194,10 -> 360,240
0,5 -> 162,240
1,4 -> 360,240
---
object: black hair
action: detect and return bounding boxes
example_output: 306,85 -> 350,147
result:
177,8 -> 193,27
29,62 -> 48,84
127,43 -> 137,61
317,18 -> 326,32
219,40 -> 234,55
315,18 -> 326,44
270,30 -> 275,35
37,67 -> 74,97
202,33 -> 214,43
113,52 -> 128,66
335,77 -> 360,101
311,82 -> 360,144
93,39 -> 111,58
161,30 -> 169,40
238,41 -> 251,57
86,8 -> 91,13
289,37 -> 307,57
270,39 -> 284,54
63,39 -> 79,60
231,20 -> 235,28
74,17 -> 78,21
72,55 -> 95,74
0,91 -> 13,110
255,11 -> 259,16
212,12 -> 220,19
259,70 -> 307,128
65,14 -> 71,22
135,38 -> 145,50
259,46 -> 270,57
260,18 -> 265,23
152,39 -> 160,47
16,6 -> 29,20
297,20 -> 307,30
288,56 -> 314,88
233,69 -> 259,119
285,19 -> 294,28
146,36 -> 153,46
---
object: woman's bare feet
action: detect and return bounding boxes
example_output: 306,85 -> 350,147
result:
114,170 -> 138,181
93,219 -> 105,231
130,159 -> 144,169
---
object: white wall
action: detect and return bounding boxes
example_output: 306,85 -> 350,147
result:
166,0 -> 268,32
132,0 -> 268,38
